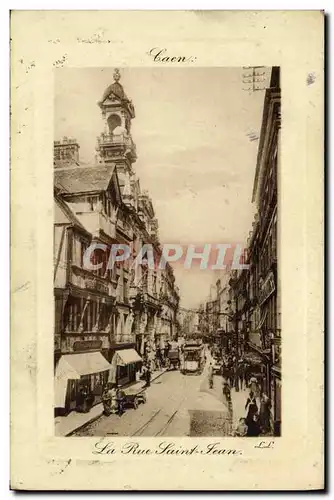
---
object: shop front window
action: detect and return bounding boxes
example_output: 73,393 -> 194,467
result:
117,364 -> 130,385
68,379 -> 78,403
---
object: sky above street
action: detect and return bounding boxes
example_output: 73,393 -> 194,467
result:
55,67 -> 270,308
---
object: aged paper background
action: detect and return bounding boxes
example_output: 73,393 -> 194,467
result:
11,10 -> 324,490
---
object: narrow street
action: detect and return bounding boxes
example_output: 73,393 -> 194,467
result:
74,361 -> 234,437
53,67 -> 281,441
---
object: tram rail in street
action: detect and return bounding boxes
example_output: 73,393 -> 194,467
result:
131,409 -> 162,437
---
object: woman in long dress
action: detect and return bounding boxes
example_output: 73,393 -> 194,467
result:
102,384 -> 118,416
245,391 -> 258,425
246,413 -> 261,437
110,385 -> 118,414
102,384 -> 112,416
259,393 -> 272,434
249,376 -> 260,399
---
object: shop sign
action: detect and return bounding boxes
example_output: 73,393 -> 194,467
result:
85,277 -> 109,295
259,271 -> 275,305
244,351 -> 263,365
73,340 -> 102,352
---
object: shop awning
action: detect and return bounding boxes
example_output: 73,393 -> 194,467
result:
59,352 -> 111,377
116,349 -> 142,366
55,352 -> 111,408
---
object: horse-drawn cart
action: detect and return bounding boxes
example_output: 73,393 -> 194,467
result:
118,384 -> 147,410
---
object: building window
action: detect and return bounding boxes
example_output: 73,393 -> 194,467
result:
124,278 -> 128,302
109,261 -> 118,283
153,274 -> 157,296
100,305 -> 110,332
82,301 -> 88,331
66,300 -> 74,332
117,271 -> 124,302
143,272 -> 148,293
91,301 -> 97,331
91,248 -> 107,278
81,240 -> 89,268
124,313 -> 128,333
75,299 -> 81,331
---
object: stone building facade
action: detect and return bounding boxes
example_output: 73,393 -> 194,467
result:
204,67 -> 281,435
54,69 -> 180,413
228,67 -> 281,434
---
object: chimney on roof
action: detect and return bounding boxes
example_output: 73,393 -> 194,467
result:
54,137 -> 80,167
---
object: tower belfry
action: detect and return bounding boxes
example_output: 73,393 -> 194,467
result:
96,69 -> 137,207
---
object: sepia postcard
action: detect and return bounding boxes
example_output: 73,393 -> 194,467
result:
11,10 -> 324,490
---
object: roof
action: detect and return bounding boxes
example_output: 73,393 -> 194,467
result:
101,81 -> 129,103
54,164 -> 117,195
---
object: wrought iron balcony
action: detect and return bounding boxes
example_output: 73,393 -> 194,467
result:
70,265 -> 117,299
96,133 -> 137,161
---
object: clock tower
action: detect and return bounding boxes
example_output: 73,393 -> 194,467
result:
96,69 -> 137,208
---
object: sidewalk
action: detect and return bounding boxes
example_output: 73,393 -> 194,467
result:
55,368 -> 167,437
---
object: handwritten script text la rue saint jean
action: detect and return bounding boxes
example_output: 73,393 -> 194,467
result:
93,441 -> 242,456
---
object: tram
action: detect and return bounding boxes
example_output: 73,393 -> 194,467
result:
182,340 -> 205,375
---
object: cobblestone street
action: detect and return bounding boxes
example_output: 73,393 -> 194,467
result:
74,362 -> 234,437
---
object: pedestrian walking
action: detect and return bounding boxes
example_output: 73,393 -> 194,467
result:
229,366 -> 234,388
76,385 -> 90,413
145,365 -> 152,387
238,359 -> 245,390
249,376 -> 261,399
116,387 -> 126,416
259,393 -> 272,434
246,412 -> 261,436
156,347 -> 163,370
222,381 -> 231,403
164,344 -> 169,360
234,361 -> 241,392
208,362 -> 214,389
102,385 -> 111,416
244,362 -> 251,387
245,390 -> 258,428
243,361 -> 249,389
220,361 -> 225,378
102,383 -> 117,416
